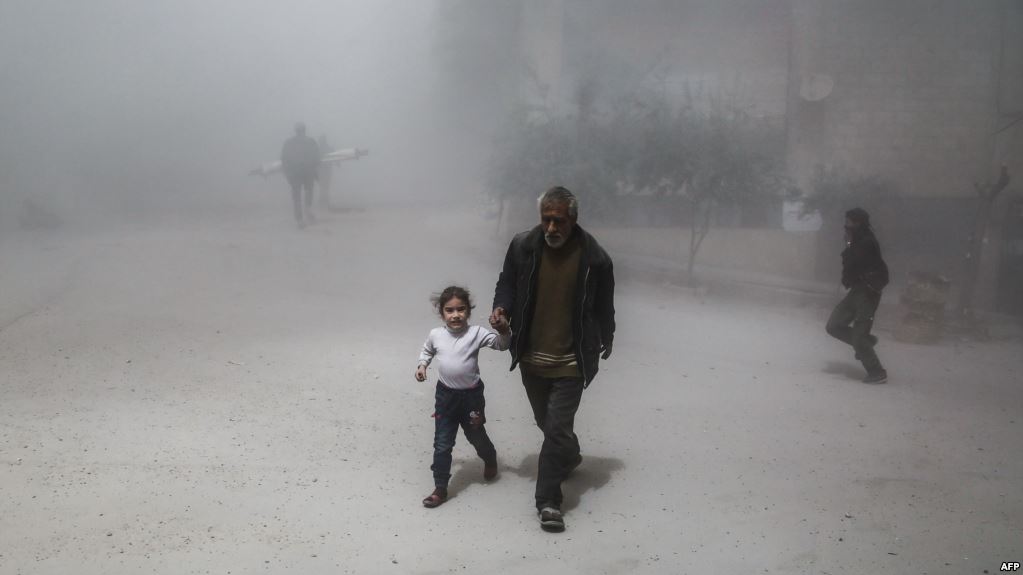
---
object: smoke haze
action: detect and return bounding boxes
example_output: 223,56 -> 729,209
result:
1,3 -> 1021,572
0,0 -> 468,227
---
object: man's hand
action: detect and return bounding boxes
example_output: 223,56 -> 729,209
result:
489,307 -> 507,330
600,342 -> 613,360
415,364 -> 427,382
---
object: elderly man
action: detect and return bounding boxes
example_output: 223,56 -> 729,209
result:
280,122 -> 320,227
490,186 -> 615,532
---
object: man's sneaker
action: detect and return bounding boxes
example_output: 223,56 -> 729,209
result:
862,370 -> 888,384
538,507 -> 565,532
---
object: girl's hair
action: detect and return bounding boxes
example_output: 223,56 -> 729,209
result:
431,285 -> 474,317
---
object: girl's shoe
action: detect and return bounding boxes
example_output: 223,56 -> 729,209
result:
422,487 -> 448,508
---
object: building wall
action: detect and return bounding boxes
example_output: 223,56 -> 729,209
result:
786,0 -> 1014,198
519,0 -> 564,110
521,0 -> 1021,199
557,0 -> 790,117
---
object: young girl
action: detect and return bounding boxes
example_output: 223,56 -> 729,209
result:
415,285 -> 510,508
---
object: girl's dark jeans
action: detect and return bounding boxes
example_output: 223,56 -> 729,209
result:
431,381 -> 496,488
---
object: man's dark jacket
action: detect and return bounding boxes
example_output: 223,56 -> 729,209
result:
493,224 -> 615,386
841,227 -> 889,292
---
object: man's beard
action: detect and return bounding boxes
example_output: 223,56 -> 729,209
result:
545,234 -> 567,248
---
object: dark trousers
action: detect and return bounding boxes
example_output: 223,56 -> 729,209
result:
826,284 -> 884,374
431,382 -> 496,488
520,372 -> 584,510
285,172 -> 315,223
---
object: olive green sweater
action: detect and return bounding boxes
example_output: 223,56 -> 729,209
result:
521,234 -> 582,378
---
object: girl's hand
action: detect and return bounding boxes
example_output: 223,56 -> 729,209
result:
415,364 -> 427,382
492,316 -> 510,335
489,307 -> 507,328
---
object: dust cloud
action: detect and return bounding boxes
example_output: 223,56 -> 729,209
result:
1,3 -> 1021,574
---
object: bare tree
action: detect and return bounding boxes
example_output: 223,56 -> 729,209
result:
628,95 -> 784,284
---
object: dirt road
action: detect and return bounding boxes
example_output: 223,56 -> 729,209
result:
1,207 -> 1020,574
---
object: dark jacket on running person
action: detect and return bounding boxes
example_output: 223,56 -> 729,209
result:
841,227 -> 889,292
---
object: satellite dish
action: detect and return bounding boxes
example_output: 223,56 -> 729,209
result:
800,74 -> 834,102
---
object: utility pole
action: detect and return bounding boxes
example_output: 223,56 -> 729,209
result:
956,165 -> 1011,323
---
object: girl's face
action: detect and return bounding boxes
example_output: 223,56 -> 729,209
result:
441,296 -> 469,330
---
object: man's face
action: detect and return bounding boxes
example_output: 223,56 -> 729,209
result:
541,202 -> 576,249
843,217 -> 860,243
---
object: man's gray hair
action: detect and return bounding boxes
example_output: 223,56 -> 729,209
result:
537,186 -> 578,218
